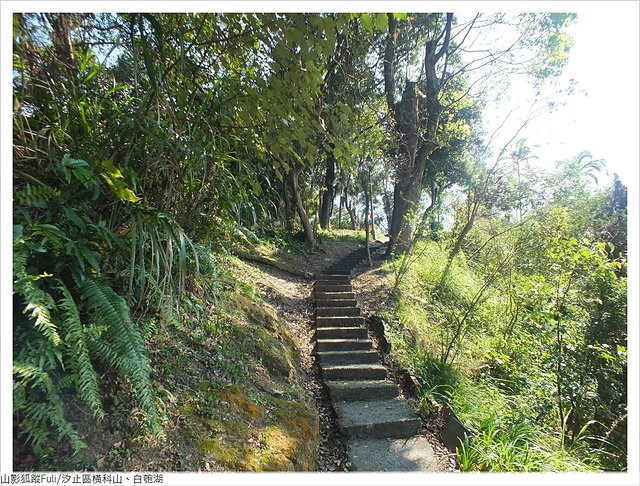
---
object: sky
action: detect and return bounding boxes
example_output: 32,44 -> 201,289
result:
1,1 -> 638,484
485,6 -> 639,187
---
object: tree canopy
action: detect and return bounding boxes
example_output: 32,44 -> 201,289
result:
11,11 -> 627,472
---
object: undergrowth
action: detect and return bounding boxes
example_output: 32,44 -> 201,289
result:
19,245 -> 321,471
380,239 -> 624,472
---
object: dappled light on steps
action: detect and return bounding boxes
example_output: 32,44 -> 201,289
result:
314,246 -> 446,471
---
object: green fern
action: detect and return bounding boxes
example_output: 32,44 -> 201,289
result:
13,150 -> 168,456
14,183 -> 60,208
29,223 -> 69,252
15,273 -> 61,347
58,282 -> 104,419
80,277 -> 160,432
13,246 -> 28,276
14,274 -> 161,453
13,361 -> 86,454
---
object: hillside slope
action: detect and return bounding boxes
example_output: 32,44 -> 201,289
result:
15,233 -> 364,472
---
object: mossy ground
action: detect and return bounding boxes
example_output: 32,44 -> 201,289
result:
32,254 -> 323,471
130,261 -> 320,472
19,231 -> 366,472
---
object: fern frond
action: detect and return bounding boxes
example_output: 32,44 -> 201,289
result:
80,277 -> 160,432
13,362 -> 87,454
58,282 -> 104,419
13,245 -> 28,277
13,361 -> 50,388
45,396 -> 88,453
15,182 -> 60,208
15,275 -> 61,346
29,223 -> 69,252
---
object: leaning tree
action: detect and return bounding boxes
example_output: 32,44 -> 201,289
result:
382,12 -> 576,254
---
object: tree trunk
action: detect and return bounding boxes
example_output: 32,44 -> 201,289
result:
364,177 -> 371,265
319,152 -> 336,229
448,198 -> 479,261
370,177 -> 377,241
282,177 -> 296,232
382,182 -> 393,234
345,195 -> 357,230
389,170 -> 424,254
50,14 -> 76,67
384,14 -> 452,255
429,182 -> 440,236
291,167 -> 316,248
342,177 -> 358,230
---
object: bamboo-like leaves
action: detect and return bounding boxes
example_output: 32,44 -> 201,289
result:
127,208 -> 197,316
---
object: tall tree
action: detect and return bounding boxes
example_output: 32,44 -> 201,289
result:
382,12 -> 576,254
384,13 -> 454,253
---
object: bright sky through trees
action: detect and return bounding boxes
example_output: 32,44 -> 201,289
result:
481,5 -> 639,186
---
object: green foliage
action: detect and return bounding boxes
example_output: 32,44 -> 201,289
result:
58,282 -> 103,419
11,10 -> 619,473
125,206 -> 198,320
457,412 -> 593,472
519,13 -> 577,79
413,351 -> 460,405
385,157 -> 627,471
13,362 -> 87,455
80,277 -> 159,432
15,183 -> 60,208
388,240 -> 503,365
13,152 -> 161,452
316,228 -> 366,245
357,13 -> 390,33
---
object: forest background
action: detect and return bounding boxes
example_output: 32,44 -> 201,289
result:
1,0 -> 639,484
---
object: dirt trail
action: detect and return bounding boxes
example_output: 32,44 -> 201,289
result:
239,243 -> 356,471
242,239 -> 456,471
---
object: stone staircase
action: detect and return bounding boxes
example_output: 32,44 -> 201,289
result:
315,246 -> 444,471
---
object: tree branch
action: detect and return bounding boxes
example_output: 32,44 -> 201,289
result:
435,13 -> 453,62
383,13 -> 397,115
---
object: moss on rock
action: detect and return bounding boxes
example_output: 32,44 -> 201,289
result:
219,385 -> 263,420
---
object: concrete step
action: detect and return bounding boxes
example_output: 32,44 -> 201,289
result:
334,398 -> 421,439
316,316 -> 365,327
325,380 -> 399,401
315,299 -> 358,308
316,326 -> 368,340
315,284 -> 353,293
322,364 -> 387,381
313,247 -> 444,470
316,307 -> 360,317
317,338 -> 372,352
347,437 -> 445,471
317,350 -> 379,366
315,292 -> 356,301
316,274 -> 351,283
323,268 -> 352,275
